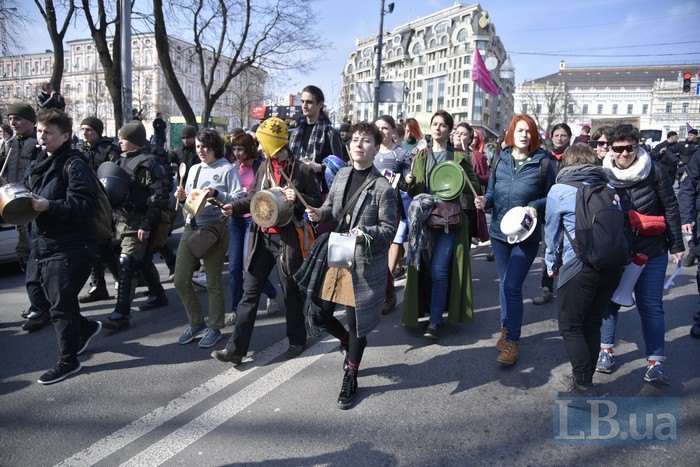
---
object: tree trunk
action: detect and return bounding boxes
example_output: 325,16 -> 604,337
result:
34,0 -> 75,92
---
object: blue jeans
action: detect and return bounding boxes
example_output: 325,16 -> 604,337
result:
228,216 -> 276,313
427,230 -> 457,324
491,238 -> 540,341
600,253 -> 667,361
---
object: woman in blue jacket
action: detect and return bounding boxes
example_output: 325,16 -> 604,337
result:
475,114 -> 555,365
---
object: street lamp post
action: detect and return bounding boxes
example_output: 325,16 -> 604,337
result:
372,1 -> 393,122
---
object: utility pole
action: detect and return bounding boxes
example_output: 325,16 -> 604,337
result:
120,0 -> 132,123
373,1 -> 394,121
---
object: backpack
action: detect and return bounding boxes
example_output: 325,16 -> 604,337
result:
561,181 -> 632,268
64,156 -> 113,242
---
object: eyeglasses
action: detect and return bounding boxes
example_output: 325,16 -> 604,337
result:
588,140 -> 609,148
610,144 -> 637,154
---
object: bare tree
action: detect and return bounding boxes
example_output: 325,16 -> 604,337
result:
0,0 -> 31,56
227,68 -> 266,128
519,82 -> 578,132
33,0 -> 75,91
153,0 -> 323,127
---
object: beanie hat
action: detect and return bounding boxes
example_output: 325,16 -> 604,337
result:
181,125 -> 197,138
689,129 -> 698,136
119,122 -> 148,147
255,117 -> 288,158
7,102 -> 36,122
81,116 -> 104,135
339,123 -> 351,133
230,127 -> 245,136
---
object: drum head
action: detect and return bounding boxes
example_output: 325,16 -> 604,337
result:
250,190 -> 279,229
430,161 -> 466,201
2,198 -> 39,225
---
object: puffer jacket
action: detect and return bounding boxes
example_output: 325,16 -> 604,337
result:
484,147 -> 555,244
25,142 -> 99,259
604,152 -> 683,259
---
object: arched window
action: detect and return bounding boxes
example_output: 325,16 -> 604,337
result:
429,38 -> 437,48
440,36 -> 448,45
457,28 -> 468,42
412,42 -> 422,55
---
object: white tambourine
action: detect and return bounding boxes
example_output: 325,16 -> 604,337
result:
500,206 -> 537,244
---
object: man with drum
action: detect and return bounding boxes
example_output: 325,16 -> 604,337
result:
211,117 -> 322,364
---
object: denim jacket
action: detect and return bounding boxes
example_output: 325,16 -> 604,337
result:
544,183 -> 577,274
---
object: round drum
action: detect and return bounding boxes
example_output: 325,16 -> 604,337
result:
430,161 -> 466,201
0,183 -> 39,225
250,187 -> 293,228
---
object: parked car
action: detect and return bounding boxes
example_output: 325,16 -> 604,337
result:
0,221 -> 18,264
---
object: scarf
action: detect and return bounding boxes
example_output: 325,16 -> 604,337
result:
293,232 -> 330,338
602,149 -> 652,188
406,193 -> 437,270
290,114 -> 333,161
556,164 -> 608,185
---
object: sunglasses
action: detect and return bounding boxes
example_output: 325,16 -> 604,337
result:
610,144 -> 637,154
588,140 -> 609,148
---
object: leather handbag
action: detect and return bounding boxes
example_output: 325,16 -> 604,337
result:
327,232 -> 357,269
428,201 -> 462,233
186,220 -> 226,259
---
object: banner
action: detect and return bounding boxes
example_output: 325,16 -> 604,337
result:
472,47 -> 498,97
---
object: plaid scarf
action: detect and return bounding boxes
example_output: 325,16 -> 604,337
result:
290,114 -> 333,161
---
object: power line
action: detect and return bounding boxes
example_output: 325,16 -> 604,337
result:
532,40 -> 700,54
509,51 -> 700,58
499,12 -> 699,33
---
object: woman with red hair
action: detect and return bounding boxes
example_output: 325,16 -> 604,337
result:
475,114 -> 555,365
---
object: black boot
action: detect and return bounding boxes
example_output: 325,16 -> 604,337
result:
79,262 -> 111,303
104,255 -> 135,331
158,245 -> 177,278
337,370 -> 358,410
138,262 -> 168,311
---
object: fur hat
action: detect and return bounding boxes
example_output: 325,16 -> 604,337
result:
255,118 -> 288,158
119,122 -> 148,147
181,125 -> 197,138
7,102 -> 36,122
80,116 -> 104,135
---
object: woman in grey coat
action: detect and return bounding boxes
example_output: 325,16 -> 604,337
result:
306,122 -> 397,410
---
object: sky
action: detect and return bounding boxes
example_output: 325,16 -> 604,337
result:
16,0 -> 700,114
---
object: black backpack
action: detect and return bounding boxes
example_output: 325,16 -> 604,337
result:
562,181 -> 632,268
64,156 -> 113,242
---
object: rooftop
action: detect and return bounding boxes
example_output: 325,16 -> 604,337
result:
525,63 -> 700,88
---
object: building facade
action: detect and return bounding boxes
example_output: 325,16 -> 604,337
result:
340,2 -> 515,138
514,61 -> 700,141
0,33 -> 266,140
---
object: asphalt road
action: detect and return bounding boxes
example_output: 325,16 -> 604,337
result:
0,234 -> 698,466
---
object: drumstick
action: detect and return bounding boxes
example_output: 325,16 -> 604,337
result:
0,148 -> 12,178
464,172 -> 479,198
177,163 -> 187,188
277,169 -> 312,210
206,197 -> 224,208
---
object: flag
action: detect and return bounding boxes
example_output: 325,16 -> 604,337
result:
687,122 -> 694,132
472,47 -> 499,97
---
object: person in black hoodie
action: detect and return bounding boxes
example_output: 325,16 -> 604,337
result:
650,131 -> 680,185
21,109 -> 101,384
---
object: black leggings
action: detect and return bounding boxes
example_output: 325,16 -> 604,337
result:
315,299 -> 367,367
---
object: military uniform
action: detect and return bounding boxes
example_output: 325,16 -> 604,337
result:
81,136 -> 120,172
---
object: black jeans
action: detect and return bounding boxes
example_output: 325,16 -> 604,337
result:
557,264 -> 623,385
315,299 -> 367,366
27,253 -> 94,364
25,252 -> 51,314
225,232 -> 306,356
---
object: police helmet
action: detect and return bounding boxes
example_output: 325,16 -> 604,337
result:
96,161 -> 131,208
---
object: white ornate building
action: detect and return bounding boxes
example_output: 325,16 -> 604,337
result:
0,33 -> 266,140
514,61 -> 700,141
341,2 -> 515,138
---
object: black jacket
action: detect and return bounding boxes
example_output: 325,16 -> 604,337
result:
36,92 -> 66,111
1,133 -> 40,183
81,137 -> 120,172
679,139 -> 700,165
678,149 -> 700,229
25,143 -> 99,259
651,140 -> 681,178
620,162 -> 684,259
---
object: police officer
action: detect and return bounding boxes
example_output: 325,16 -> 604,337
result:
104,122 -> 169,331
0,102 -> 52,332
677,144 -> 700,339
78,116 -> 121,303
170,124 -> 199,184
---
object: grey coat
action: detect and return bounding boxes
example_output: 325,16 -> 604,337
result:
319,166 -> 397,337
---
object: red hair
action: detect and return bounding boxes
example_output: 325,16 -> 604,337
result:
404,117 -> 423,140
504,114 -> 541,155
470,129 -> 484,153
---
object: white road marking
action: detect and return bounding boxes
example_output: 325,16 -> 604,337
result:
54,338 -> 290,467
120,339 -> 336,467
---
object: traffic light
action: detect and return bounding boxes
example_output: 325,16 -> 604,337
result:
683,72 -> 692,92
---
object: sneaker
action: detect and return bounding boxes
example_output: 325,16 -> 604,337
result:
496,340 -> 520,366
22,312 -> 51,332
192,272 -> 207,288
423,321 -> 439,340
211,348 -> 243,364
198,328 -> 222,348
37,360 -> 82,385
178,323 -> 207,344
533,287 -> 554,305
558,372 -> 593,396
644,362 -> 670,386
285,344 -> 305,359
20,309 -> 31,319
496,326 -> 508,352
595,350 -> 615,373
337,371 -> 358,410
224,312 -> 237,327
78,320 -> 102,355
266,296 -> 279,315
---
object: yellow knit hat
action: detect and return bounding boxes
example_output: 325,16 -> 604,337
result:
255,117 -> 288,158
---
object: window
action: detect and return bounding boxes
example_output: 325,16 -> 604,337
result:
440,36 -> 448,46
347,63 -> 354,73
536,104 -> 542,114
437,76 -> 445,109
25,62 -> 30,75
612,104 -> 618,115
461,98 -> 468,107
476,40 -> 488,50
426,78 -> 434,112
75,56 -> 82,69
77,82 -> 82,95
665,103 -> 672,113
87,55 -> 94,69
434,21 -> 449,34
393,34 -> 402,45
462,83 -> 469,93
416,92 -> 422,100
568,104 -> 574,115
642,104 -> 648,114
597,104 -> 603,114
682,102 -> 689,113
582,104 -> 588,114
387,51 -> 393,59
522,103 -> 528,113
412,42 -> 422,55
457,28 -> 468,42
396,47 -> 403,56
429,38 -> 437,48
627,104 -> 633,114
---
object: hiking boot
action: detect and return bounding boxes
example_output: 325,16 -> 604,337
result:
533,287 -> 554,305
78,320 -> 102,355
138,292 -> 169,311
22,312 -> 51,332
210,348 -> 243,365
423,321 -> 439,340
496,326 -> 508,352
496,340 -> 519,366
595,349 -> 615,373
558,372 -> 593,396
198,328 -> 222,348
178,323 -> 207,344
337,370 -> 358,410
644,362 -> 670,386
266,296 -> 279,315
224,312 -> 237,327
79,284 -> 111,303
381,288 -> 397,315
37,360 -> 82,385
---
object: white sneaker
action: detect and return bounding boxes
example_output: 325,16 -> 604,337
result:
266,296 -> 279,315
192,273 -> 207,288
